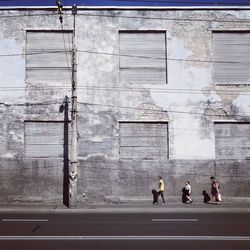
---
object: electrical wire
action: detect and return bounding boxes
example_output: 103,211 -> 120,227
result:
0,9 -> 250,24
109,0 -> 250,5
1,48 -> 250,66
77,49 -> 250,65
1,99 -> 249,119
2,99 -> 248,120
78,101 -> 250,118
76,12 -> 250,23
60,17 -> 73,82
1,83 -> 250,96
0,50 -> 72,57
0,13 -> 57,19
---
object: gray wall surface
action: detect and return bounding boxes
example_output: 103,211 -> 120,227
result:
0,7 -> 250,203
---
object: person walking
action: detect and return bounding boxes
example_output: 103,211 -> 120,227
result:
210,176 -> 221,204
185,181 -> 193,204
154,176 -> 165,205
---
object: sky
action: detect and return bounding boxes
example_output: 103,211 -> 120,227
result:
0,0 -> 249,7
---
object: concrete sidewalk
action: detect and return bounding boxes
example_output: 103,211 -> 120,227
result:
0,201 -> 250,213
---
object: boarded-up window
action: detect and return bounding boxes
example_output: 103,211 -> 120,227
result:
215,122 -> 250,159
26,31 -> 72,85
213,32 -> 250,85
119,122 -> 168,159
119,31 -> 167,84
24,121 -> 69,158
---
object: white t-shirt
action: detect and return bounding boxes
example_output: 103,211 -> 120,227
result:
185,184 -> 191,195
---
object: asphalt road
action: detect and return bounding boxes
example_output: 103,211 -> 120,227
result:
0,212 -> 250,250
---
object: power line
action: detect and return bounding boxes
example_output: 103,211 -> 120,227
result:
0,10 -> 250,23
0,50 -> 72,57
60,18 -> 73,81
1,48 -> 250,66
0,13 -> 57,19
1,84 -> 250,96
77,49 -> 250,65
78,101 -> 250,119
76,12 -> 250,23
77,85 -> 250,96
110,0 -> 250,6
63,0 -> 74,66
1,100 -> 249,119
0,101 -> 62,107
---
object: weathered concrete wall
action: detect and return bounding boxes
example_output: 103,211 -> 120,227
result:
0,158 -> 63,202
1,157 -> 249,203
78,159 -> 250,201
0,8 -> 250,203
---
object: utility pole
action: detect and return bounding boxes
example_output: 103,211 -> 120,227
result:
69,4 -> 78,208
56,0 -> 63,23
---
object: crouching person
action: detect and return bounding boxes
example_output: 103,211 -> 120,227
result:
202,190 -> 211,203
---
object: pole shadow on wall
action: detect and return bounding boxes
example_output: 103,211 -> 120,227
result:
60,96 -> 70,207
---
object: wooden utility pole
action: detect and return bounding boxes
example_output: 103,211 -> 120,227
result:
69,4 -> 78,208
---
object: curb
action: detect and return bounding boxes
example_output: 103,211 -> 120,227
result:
0,205 -> 250,214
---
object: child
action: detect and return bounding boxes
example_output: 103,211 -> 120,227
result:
202,190 -> 211,203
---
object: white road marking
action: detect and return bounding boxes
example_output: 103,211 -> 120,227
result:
0,236 -> 249,241
1,219 -> 48,222
152,219 -> 198,222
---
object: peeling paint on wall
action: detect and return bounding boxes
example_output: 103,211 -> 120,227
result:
0,8 -> 250,203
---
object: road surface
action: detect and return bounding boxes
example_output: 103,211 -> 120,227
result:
0,212 -> 250,249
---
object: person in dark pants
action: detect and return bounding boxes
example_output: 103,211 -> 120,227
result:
152,189 -> 158,204
182,187 -> 188,203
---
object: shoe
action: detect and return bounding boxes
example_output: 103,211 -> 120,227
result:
153,202 -> 158,205
162,203 -> 165,205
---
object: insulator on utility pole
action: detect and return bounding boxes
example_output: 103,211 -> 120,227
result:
72,4 -> 77,15
56,0 -> 63,14
56,0 -> 63,23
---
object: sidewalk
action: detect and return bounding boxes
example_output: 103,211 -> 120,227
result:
0,200 -> 250,213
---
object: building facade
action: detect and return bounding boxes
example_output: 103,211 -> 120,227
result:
0,6 -> 250,203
